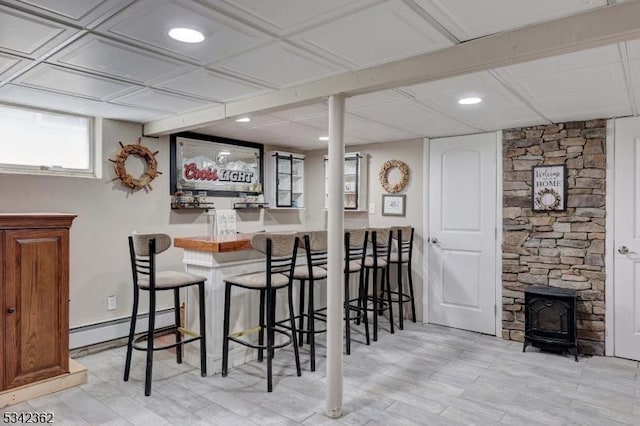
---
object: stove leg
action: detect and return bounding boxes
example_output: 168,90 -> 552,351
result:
569,347 -> 578,362
522,338 -> 530,353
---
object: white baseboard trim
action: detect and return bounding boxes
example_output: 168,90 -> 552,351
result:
69,309 -> 175,349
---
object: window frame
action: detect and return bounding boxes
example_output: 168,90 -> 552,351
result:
0,103 -> 101,179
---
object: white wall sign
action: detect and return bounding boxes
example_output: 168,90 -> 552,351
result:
532,165 -> 566,211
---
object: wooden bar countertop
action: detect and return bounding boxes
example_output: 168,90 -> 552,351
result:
174,234 -> 254,253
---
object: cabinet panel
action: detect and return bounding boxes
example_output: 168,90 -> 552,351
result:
266,151 -> 305,209
4,228 -> 69,389
324,153 -> 368,211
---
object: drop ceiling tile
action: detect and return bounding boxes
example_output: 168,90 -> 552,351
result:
402,71 -> 545,130
110,88 -> 213,113
157,68 -> 272,102
350,99 -> 479,137
414,0 -> 607,41
496,47 -> 631,122
624,59 -> 640,117
0,52 -> 31,79
51,35 -> 194,84
213,41 -> 344,88
625,39 -> 640,60
0,84 -> 103,114
296,112 -> 419,142
0,5 -> 78,58
291,0 -> 453,68
268,103 -> 328,121
16,64 -> 140,100
209,0 -> 375,35
88,102 -> 170,122
95,0 -> 271,64
15,0 -> 129,27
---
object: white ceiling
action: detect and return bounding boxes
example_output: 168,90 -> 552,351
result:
0,0 -> 637,150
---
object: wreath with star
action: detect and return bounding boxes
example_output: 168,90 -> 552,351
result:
379,160 -> 409,193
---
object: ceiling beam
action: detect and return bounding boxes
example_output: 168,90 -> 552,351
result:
144,0 -> 640,136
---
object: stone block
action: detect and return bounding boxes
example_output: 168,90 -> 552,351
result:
563,232 -> 588,240
543,132 -> 563,141
502,329 -> 511,340
504,181 -> 530,191
578,340 -> 604,356
503,297 -> 514,305
503,207 -> 522,219
584,139 -> 603,154
585,120 -> 606,128
519,155 -> 544,160
502,245 -> 530,255
504,130 -> 525,140
522,239 -> 541,248
585,254 -> 604,266
528,217 -> 555,226
502,273 -> 518,282
580,270 -> 605,280
577,301 -> 593,313
531,232 -> 563,239
502,289 -> 524,298
561,273 -> 587,281
505,148 -> 527,158
557,216 -> 590,223
588,240 -> 604,254
540,141 -> 559,151
504,224 -> 533,231
503,231 -> 529,247
565,121 -> 585,129
513,159 -> 540,170
549,270 -> 563,278
549,279 -> 591,290
574,177 -> 604,189
539,239 -> 557,248
568,189 -> 593,195
578,169 -> 605,178
572,222 -> 605,232
584,154 -> 606,169
504,304 -> 522,312
552,222 -> 571,233
556,239 -> 590,248
525,129 -> 544,138
577,290 -> 604,301
545,150 -> 567,157
593,306 -> 605,315
538,247 -> 559,257
505,189 -> 530,197
503,264 -> 528,273
510,330 -> 525,342
581,128 -> 606,138
560,256 -> 583,265
588,233 -> 605,240
513,138 -> 542,148
504,171 -> 533,182
566,157 -> 584,169
529,268 -> 549,275
504,196 -> 531,208
527,145 -> 543,156
577,320 -> 605,331
575,208 -> 605,218
592,218 -> 605,225
567,194 -> 605,208
570,265 -> 601,272
563,137 -> 586,146
566,146 -> 583,154
521,255 -> 560,264
518,273 -> 548,285
559,247 -> 586,257
543,157 -> 567,165
503,253 -> 520,260
577,329 -> 604,341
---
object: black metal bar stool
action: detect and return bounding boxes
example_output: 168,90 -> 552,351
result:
386,226 -> 417,330
362,228 -> 394,341
284,231 -> 327,372
343,229 -> 370,354
124,233 -> 207,396
221,233 -> 301,392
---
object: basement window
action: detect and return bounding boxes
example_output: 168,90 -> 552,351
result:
0,103 -> 99,178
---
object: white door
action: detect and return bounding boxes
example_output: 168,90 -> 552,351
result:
614,117 -> 640,361
428,133 -> 497,335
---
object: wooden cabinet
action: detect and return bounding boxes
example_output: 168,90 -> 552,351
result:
0,214 -> 75,391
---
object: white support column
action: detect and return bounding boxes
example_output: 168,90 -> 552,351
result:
326,94 -> 345,418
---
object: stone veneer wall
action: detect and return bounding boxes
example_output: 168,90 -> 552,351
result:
502,120 -> 606,356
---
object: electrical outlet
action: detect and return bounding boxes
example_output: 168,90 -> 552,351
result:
369,202 -> 375,214
107,295 -> 117,311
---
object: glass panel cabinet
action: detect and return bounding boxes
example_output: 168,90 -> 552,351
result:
324,152 -> 368,211
266,151 -> 305,208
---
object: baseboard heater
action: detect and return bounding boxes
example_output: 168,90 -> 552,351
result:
69,308 -> 175,349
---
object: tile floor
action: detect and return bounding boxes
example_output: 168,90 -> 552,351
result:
3,322 -> 640,425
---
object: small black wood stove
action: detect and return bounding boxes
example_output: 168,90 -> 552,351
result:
523,285 -> 578,361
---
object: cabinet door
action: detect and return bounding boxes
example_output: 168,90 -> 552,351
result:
4,228 -> 69,389
344,156 -> 359,210
276,155 -> 293,207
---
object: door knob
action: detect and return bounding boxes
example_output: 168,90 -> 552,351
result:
431,238 -> 439,244
6,307 -> 15,314
618,246 -> 630,254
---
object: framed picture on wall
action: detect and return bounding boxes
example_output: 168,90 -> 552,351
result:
532,165 -> 567,211
382,194 -> 406,216
170,132 -> 264,197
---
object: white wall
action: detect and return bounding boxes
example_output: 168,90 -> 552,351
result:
304,138 -> 425,320
0,119 -> 305,329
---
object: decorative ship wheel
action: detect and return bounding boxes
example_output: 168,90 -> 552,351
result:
109,138 -> 161,191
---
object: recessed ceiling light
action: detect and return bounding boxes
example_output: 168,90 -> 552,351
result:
168,28 -> 204,43
319,136 -> 329,141
458,97 -> 482,105
235,117 -> 251,123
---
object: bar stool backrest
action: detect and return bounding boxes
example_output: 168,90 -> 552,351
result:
345,228 -> 368,265
299,230 -> 328,268
251,233 -> 299,277
368,227 -> 392,259
129,233 -> 172,291
391,226 -> 414,262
